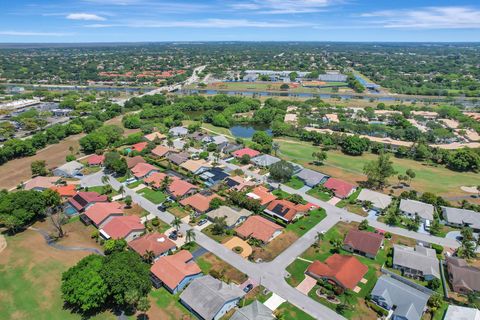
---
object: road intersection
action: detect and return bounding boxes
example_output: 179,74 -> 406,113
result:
81,166 -> 459,320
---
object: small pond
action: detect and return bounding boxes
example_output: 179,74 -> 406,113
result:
230,124 -> 272,138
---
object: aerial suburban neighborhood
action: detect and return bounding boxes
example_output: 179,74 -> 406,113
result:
1,1 -> 480,320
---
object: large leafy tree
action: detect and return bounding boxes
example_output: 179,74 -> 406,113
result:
269,160 -> 294,182
363,153 -> 396,189
341,135 -> 369,156
61,255 -> 108,313
100,251 -> 151,306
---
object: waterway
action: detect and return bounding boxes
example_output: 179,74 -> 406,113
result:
230,124 -> 272,138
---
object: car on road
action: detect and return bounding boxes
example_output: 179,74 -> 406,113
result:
157,204 -> 166,211
243,284 -> 253,293
168,230 -> 178,240
198,219 -> 208,226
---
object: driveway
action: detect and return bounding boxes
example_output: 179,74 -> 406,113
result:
327,197 -> 341,205
296,275 -> 316,295
264,293 -> 286,311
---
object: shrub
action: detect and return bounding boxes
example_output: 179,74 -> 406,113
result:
431,244 -> 444,255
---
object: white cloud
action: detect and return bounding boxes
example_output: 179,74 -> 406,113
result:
85,18 -> 314,28
0,31 -> 71,36
362,6 -> 480,29
66,13 -> 106,21
231,0 -> 338,14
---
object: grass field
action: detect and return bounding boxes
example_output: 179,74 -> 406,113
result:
147,287 -> 192,320
189,81 -> 348,94
306,187 -> 332,201
276,139 -> 480,198
0,222 -> 113,320
285,176 -> 305,190
137,188 -> 167,204
275,302 -> 315,320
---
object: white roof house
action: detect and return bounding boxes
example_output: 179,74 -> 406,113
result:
393,245 -> 440,279
53,161 -> 84,178
357,189 -> 392,210
442,206 -> 480,230
444,305 -> 480,320
399,199 -> 434,221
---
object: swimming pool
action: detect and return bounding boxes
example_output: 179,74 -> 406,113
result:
64,206 -> 78,216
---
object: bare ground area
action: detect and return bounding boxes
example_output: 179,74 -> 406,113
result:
0,133 -> 85,190
251,231 -> 299,262
0,114 -> 138,190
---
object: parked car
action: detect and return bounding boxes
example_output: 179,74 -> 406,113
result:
169,230 -> 178,240
157,204 -> 166,211
198,219 -> 208,226
243,284 -> 253,293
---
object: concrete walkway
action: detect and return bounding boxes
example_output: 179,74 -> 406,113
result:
264,293 -> 286,311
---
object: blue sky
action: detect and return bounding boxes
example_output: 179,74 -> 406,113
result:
1,0 -> 480,42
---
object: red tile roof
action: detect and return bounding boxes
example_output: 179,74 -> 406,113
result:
180,193 -> 222,213
151,145 -> 174,157
128,232 -> 176,257
132,142 -> 148,152
126,156 -> 146,169
84,202 -> 124,226
344,230 -> 383,257
307,254 -> 368,290
50,184 -> 77,197
232,148 -> 260,158
131,162 -> 158,178
102,216 -> 145,240
150,250 -> 201,290
143,172 -> 167,188
68,191 -> 108,211
235,215 -> 283,243
168,179 -> 198,198
323,178 -> 356,198
248,186 -> 277,206
87,154 -> 105,166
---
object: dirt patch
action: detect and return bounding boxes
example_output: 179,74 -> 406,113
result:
0,234 -> 6,253
199,252 -> 247,284
124,203 -> 147,217
251,231 -> 299,262
0,133 -> 85,190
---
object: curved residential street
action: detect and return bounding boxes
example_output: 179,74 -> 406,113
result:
81,168 -> 459,320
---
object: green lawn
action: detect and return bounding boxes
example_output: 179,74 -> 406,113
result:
148,287 -> 191,320
306,187 -> 332,201
272,188 -> 291,199
88,185 -> 119,196
286,209 -> 327,237
127,179 -> 143,189
0,232 -> 114,320
137,188 -> 167,204
286,259 -> 311,287
285,176 -> 305,190
275,302 -> 315,320
201,225 -> 232,243
277,139 -> 480,197
337,188 -> 362,208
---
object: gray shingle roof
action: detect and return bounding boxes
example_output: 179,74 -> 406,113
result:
357,189 -> 392,210
442,206 -> 480,230
295,168 -> 329,187
393,245 -> 440,278
55,161 -> 84,176
251,154 -> 281,167
207,206 -> 252,227
169,126 -> 188,136
371,275 -> 430,320
230,301 -> 275,320
180,275 -> 244,320
399,199 -> 434,221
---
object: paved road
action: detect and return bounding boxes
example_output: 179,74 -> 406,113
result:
80,167 -> 459,320
80,171 -> 345,320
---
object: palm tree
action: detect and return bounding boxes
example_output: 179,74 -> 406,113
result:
186,229 -> 196,243
101,174 -> 110,185
171,217 -> 182,232
143,250 -> 156,264
272,142 -> 280,156
118,185 -> 125,197
161,175 -> 172,191
313,232 -> 324,248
